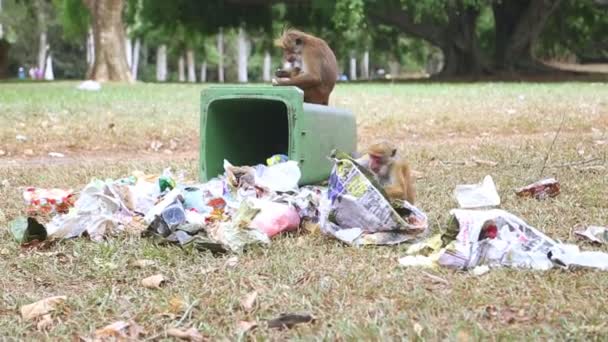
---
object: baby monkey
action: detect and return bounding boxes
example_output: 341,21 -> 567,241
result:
356,141 -> 416,204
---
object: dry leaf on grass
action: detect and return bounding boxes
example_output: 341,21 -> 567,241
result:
95,320 -> 144,339
95,321 -> 129,338
141,274 -> 166,289
225,256 -> 239,268
20,295 -> 67,320
411,170 -> 425,179
169,297 -> 187,314
130,259 -> 156,269
471,157 -> 498,167
166,327 -> 204,342
237,320 -> 258,334
267,313 -> 315,330
240,291 -> 258,312
36,314 -> 54,331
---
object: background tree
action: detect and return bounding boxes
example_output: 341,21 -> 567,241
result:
82,0 -> 132,82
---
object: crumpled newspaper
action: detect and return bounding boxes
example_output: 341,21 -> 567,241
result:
400,209 -> 608,272
319,151 -> 428,246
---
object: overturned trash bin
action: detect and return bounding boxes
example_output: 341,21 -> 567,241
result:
200,86 -> 357,185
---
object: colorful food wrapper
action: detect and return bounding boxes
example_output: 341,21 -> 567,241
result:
23,187 -> 76,215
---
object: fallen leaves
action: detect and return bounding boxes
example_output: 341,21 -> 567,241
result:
225,256 -> 239,268
95,320 -> 144,340
166,327 -> 204,341
141,274 -> 166,289
240,291 -> 258,312
130,259 -> 156,269
237,320 -> 258,334
471,157 -> 499,167
20,296 -> 67,320
267,313 -> 315,330
483,305 -> 533,324
36,314 -> 54,331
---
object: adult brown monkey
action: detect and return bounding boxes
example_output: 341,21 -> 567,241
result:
272,28 -> 338,106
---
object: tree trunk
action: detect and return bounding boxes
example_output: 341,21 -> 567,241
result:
217,28 -> 224,83
178,54 -> 185,82
125,37 -> 132,68
437,3 -> 484,77
200,61 -> 207,82
0,0 -> 5,79
493,0 -> 563,71
44,54 -> 54,80
83,0 -> 133,82
263,50 -> 271,82
368,1 -> 484,77
0,0 -> 3,41
0,39 -> 9,79
187,49 -> 196,82
361,51 -> 369,80
86,27 -> 95,68
37,31 -> 47,75
34,0 -> 48,76
388,60 -> 400,78
156,44 -> 167,81
140,42 -> 148,68
237,27 -> 248,83
131,38 -> 140,80
349,56 -> 357,81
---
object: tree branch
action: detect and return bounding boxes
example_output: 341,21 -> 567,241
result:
367,4 -> 444,47
82,0 -> 94,12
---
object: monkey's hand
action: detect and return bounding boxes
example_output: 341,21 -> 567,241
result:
272,77 -> 290,86
275,69 -> 291,78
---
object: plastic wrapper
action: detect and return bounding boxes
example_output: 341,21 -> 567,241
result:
454,175 -> 500,208
146,199 -> 270,254
574,225 -> 608,244
23,187 -> 76,215
438,209 -> 558,270
319,152 -> 428,246
250,200 -> 301,237
424,209 -> 608,272
254,160 -> 301,193
45,179 -> 135,241
516,178 -> 560,200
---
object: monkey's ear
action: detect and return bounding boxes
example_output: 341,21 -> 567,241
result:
391,149 -> 397,157
295,38 -> 303,45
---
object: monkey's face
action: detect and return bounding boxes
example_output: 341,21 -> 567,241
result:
282,35 -> 304,62
368,154 -> 386,174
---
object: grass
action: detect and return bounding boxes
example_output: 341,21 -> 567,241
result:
0,81 -> 607,340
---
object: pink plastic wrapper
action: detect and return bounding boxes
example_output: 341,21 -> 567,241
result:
23,187 -> 75,215
250,201 -> 301,238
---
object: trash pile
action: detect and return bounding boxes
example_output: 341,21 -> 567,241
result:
10,152 -> 427,254
8,151 -> 608,272
400,176 -> 608,272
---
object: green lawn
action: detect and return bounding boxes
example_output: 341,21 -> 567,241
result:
0,81 -> 607,340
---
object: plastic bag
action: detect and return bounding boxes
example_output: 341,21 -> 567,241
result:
454,175 -> 500,208
250,200 -> 300,237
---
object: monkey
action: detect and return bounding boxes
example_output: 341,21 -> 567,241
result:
355,141 -> 416,204
275,56 -> 302,78
272,28 -> 338,106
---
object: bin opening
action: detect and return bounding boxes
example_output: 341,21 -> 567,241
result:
204,98 -> 290,178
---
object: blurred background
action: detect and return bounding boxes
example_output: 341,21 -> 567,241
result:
0,0 -> 606,83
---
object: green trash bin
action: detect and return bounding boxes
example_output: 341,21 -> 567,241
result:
200,85 -> 357,185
